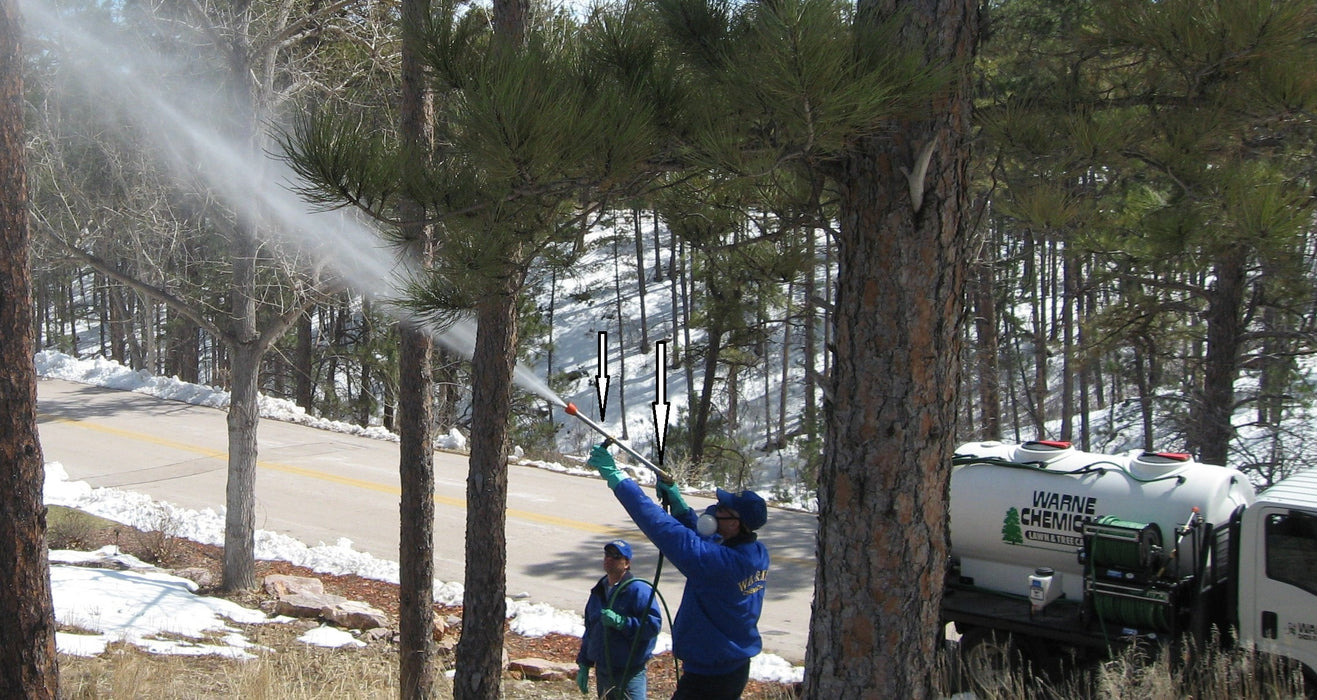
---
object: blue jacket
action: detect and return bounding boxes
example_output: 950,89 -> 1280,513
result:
576,570 -> 663,677
613,479 -> 769,675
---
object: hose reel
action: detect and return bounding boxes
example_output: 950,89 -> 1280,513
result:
1084,516 -> 1177,633
1091,587 -> 1175,632
1086,516 -> 1164,572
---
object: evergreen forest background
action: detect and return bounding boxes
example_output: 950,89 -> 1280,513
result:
25,0 -> 1317,492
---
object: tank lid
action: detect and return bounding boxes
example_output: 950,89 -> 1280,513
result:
1131,451 -> 1192,471
1014,440 -> 1073,464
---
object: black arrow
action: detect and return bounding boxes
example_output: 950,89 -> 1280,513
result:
652,340 -> 671,464
595,331 -> 610,419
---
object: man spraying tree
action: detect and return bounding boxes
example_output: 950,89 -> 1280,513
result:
586,442 -> 769,700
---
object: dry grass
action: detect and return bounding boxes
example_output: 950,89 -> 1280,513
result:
959,635 -> 1310,700
1086,639 -> 1309,700
57,633 -> 799,699
59,616 -> 399,699
58,622 -> 601,699
57,629 -> 792,699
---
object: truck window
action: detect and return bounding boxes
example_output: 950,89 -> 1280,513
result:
1265,510 -> 1317,596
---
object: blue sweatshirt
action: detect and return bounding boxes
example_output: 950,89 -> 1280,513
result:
576,570 -> 663,677
613,479 -> 769,675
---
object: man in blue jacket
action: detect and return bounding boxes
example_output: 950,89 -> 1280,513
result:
576,538 -> 663,699
588,444 -> 769,700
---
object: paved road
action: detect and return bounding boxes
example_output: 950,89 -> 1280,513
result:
36,378 -> 816,664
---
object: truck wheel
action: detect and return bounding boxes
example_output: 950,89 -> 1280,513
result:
958,627 -> 1022,695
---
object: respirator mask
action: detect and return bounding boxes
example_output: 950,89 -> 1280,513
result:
696,505 -> 720,538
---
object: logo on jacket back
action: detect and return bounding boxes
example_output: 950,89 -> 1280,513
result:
739,569 -> 767,595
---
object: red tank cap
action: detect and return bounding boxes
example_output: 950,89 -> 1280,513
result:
1026,440 -> 1072,449
1147,452 -> 1190,462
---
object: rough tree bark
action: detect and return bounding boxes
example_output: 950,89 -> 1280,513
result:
453,276 -> 521,699
803,0 -> 978,696
223,334 -> 262,590
398,318 -> 436,699
398,0 -> 436,689
1194,244 -> 1247,466
452,0 -> 526,692
971,251 -> 1000,440
0,0 -> 60,692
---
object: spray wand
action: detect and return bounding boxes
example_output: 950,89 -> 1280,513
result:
564,403 -> 674,485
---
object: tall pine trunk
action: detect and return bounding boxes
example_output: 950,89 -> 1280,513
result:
398,322 -> 435,698
633,208 -> 650,350
1195,244 -> 1247,465
450,6 -> 528,687
803,0 -> 976,695
0,2 -> 59,691
398,0 -> 436,690
803,226 -> 820,445
612,235 -> 629,437
1026,229 -> 1047,434
454,278 -> 520,699
1060,246 -> 1079,441
776,279 -> 793,449
970,248 -> 1000,439
691,312 -> 725,466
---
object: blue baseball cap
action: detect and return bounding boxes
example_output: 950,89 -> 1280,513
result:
604,539 -> 632,560
716,489 -> 768,531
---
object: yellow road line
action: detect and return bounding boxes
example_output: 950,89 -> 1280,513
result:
40,413 -> 625,535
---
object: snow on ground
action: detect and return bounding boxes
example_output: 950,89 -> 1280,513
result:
49,546 -> 274,658
35,350 -> 805,683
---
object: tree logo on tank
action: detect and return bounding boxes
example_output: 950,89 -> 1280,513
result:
1002,507 -> 1024,545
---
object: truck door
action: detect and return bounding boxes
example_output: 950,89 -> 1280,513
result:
1244,507 -> 1317,676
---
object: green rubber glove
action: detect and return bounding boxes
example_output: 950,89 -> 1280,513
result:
588,444 -> 628,489
656,480 -> 689,516
576,663 -> 589,694
601,609 -> 626,630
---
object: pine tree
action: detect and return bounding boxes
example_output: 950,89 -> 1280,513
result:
0,0 -> 59,692
282,3 -> 678,694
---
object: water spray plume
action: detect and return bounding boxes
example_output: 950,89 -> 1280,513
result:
24,0 -> 565,407
563,403 -> 673,484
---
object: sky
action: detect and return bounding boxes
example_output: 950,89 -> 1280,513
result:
35,350 -> 806,684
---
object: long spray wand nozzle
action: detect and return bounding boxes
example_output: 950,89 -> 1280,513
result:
564,403 -> 674,485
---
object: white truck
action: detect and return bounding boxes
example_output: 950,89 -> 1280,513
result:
942,440 -> 1317,690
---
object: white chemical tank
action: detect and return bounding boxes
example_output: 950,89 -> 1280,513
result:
949,440 -> 1256,602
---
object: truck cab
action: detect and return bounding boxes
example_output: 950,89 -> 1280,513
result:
1236,468 -> 1317,680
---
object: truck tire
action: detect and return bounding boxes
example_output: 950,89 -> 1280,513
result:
957,627 -> 1024,695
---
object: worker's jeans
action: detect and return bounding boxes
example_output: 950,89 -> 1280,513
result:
596,667 -> 646,700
